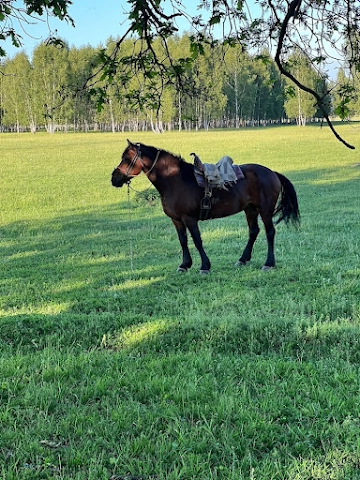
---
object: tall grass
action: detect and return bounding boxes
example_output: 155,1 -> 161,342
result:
1,124 -> 360,479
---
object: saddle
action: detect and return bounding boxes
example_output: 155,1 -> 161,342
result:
191,153 -> 244,220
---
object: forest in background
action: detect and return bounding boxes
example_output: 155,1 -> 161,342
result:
0,33 -> 358,133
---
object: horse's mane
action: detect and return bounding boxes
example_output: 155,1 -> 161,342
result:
139,143 -> 189,165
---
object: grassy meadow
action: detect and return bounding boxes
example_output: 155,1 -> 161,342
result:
1,124 -> 360,479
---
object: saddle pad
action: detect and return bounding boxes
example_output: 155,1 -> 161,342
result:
195,164 -> 244,189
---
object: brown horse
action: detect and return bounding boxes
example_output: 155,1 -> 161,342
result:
111,140 -> 300,274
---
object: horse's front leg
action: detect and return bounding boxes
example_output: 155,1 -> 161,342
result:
186,219 -> 211,274
172,219 -> 193,272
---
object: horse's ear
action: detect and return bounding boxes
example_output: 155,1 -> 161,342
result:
127,139 -> 133,147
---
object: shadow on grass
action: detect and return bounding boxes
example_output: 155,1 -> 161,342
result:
1,307 -> 360,367
101,314 -> 360,363
0,167 -> 359,360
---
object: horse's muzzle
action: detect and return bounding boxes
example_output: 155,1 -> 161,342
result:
111,168 -> 129,188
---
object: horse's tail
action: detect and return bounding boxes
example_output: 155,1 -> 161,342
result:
274,172 -> 300,227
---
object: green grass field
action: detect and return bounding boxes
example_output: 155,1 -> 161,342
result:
1,124 -> 360,479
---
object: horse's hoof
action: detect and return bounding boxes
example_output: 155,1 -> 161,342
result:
199,269 -> 210,275
235,260 -> 248,267
261,265 -> 274,271
177,267 -> 188,273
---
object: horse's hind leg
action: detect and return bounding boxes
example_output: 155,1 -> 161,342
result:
261,214 -> 276,270
172,219 -> 193,272
236,206 -> 260,266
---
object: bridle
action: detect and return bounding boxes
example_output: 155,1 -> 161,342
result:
117,145 -> 161,181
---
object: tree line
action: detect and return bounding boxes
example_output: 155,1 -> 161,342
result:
0,34 -> 357,134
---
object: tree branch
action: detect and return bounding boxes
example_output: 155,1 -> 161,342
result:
275,0 -> 355,149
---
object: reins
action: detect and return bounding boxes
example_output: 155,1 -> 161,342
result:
125,148 -> 161,194
141,148 -> 161,177
125,150 -> 140,178
122,147 -> 161,179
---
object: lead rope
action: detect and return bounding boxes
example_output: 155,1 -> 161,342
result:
127,182 -> 134,274
124,149 -> 161,273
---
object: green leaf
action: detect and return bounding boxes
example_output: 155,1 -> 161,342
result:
285,85 -> 296,98
209,15 -> 221,26
334,98 -> 351,120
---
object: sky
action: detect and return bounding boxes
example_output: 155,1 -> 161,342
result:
4,1 -> 339,79
5,0 -> 196,58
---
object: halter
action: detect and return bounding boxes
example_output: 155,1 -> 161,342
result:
120,145 -> 161,179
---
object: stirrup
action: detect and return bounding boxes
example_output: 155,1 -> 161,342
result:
200,194 -> 212,220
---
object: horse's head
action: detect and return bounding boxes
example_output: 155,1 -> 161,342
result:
111,140 -> 143,188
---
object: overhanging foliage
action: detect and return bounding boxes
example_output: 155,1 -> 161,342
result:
1,0 -> 359,147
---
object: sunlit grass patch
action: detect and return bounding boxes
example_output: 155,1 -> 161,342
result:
0,302 -> 72,317
109,274 -> 167,291
308,166 -> 360,185
101,319 -> 169,350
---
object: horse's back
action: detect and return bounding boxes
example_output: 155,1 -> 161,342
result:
240,163 -> 279,178
240,163 -> 281,190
